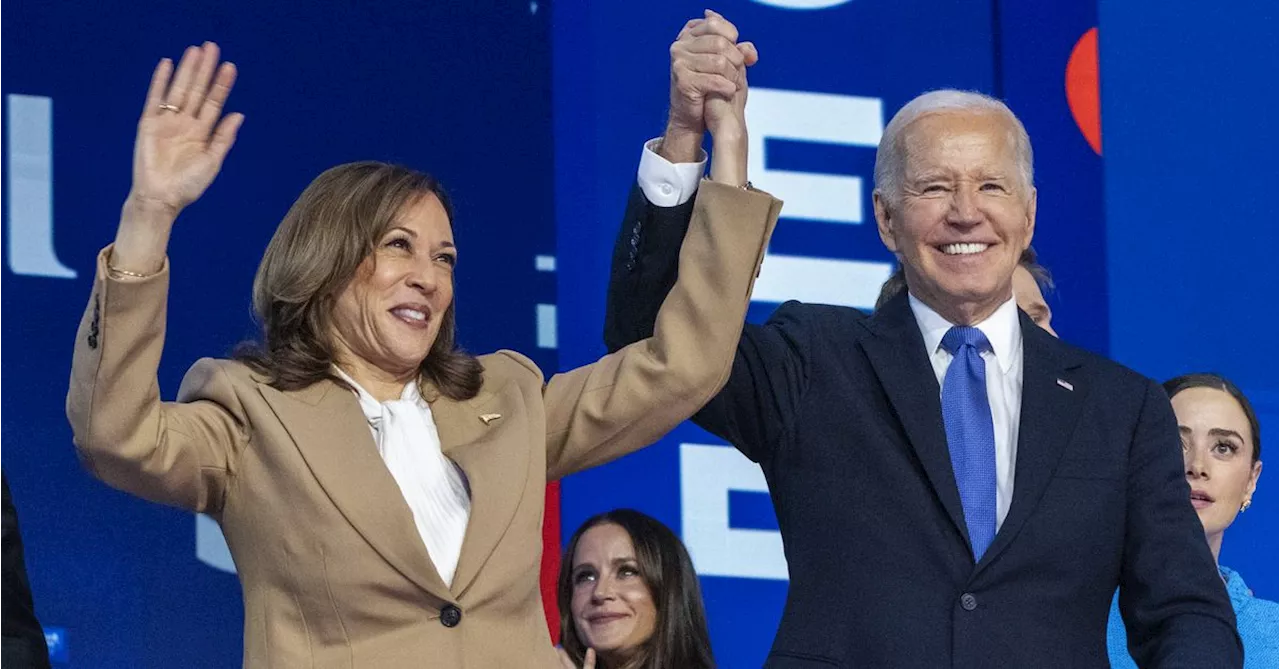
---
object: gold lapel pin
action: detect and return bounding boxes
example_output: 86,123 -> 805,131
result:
479,413 -> 502,425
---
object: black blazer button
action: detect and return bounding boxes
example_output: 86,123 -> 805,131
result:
440,604 -> 462,628
960,593 -> 978,611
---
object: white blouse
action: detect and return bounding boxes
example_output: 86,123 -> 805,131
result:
334,368 -> 471,587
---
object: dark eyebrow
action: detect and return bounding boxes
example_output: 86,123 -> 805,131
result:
1208,428 -> 1245,442
438,241 -> 456,250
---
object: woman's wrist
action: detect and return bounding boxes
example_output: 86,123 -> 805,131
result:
123,191 -> 181,222
111,196 -> 176,275
708,133 -> 748,187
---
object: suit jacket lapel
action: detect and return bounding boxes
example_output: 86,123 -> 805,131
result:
976,314 -> 1086,574
432,380 -> 529,598
258,379 -> 453,603
861,294 -> 972,550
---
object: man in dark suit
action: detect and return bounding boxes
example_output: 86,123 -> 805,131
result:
603,13 -> 1242,667
2,473 -> 51,669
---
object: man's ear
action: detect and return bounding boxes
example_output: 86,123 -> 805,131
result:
874,190 -> 898,252
1022,186 -> 1037,251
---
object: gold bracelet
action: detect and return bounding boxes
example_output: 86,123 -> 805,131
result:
702,177 -> 754,190
106,251 -> 162,279
108,265 -> 157,279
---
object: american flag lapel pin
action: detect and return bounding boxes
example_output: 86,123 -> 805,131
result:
1056,378 -> 1074,392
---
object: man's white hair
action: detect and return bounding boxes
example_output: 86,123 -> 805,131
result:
873,89 -> 1034,205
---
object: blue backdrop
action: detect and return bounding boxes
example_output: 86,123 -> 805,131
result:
1098,0 -> 1278,597
2,0 -> 1275,667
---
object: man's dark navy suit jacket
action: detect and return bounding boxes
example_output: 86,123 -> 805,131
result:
604,186 -> 1241,668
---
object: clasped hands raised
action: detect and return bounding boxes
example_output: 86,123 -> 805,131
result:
664,10 -> 759,187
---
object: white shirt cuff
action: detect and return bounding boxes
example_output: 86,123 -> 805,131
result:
637,138 -> 707,207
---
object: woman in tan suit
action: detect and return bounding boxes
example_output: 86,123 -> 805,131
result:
66,43 -> 778,667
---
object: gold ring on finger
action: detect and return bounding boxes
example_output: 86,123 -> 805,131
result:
158,103 -> 181,113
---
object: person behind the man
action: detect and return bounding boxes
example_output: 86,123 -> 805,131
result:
876,246 -> 1055,336
2,473 -> 51,669
602,11 -> 1241,667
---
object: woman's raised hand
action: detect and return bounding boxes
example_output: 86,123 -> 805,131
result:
114,42 -> 243,273
131,42 -> 242,216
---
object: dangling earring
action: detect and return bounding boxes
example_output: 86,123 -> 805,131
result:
1240,499 -> 1252,512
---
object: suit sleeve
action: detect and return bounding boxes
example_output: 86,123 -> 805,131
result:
690,302 -> 812,464
603,184 -> 697,353
66,248 -> 249,515
545,181 -> 781,479
603,183 -> 813,465
1118,379 -> 1242,667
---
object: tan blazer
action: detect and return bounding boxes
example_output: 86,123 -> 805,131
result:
67,181 -> 781,668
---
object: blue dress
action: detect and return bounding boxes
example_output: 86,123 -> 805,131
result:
1107,565 -> 1278,668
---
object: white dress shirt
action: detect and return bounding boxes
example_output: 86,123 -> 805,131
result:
637,138 -> 706,206
909,294 -> 1023,529
334,368 -> 471,587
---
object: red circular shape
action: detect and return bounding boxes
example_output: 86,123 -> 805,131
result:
1065,27 -> 1102,155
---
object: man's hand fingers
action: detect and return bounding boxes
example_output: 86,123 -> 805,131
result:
677,71 -> 738,101
699,9 -> 740,42
678,34 -> 744,66
677,17 -> 704,40
678,51 -> 743,82
687,18 -> 740,44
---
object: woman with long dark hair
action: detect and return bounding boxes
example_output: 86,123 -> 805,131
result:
558,510 -> 715,669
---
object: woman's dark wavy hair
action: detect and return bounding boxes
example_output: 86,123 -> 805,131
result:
1163,373 -> 1261,463
558,509 -> 715,669
235,161 -> 482,400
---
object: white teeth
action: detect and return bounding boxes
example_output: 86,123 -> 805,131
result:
941,243 -> 990,255
393,308 -> 427,321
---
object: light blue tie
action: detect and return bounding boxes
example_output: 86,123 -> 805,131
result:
940,326 -> 997,560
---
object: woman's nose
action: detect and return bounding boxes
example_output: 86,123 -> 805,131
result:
591,577 -> 616,602
406,262 -> 438,294
1185,446 -> 1208,479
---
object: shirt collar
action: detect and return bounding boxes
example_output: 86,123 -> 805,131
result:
331,367 -> 422,407
908,293 -> 1022,374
